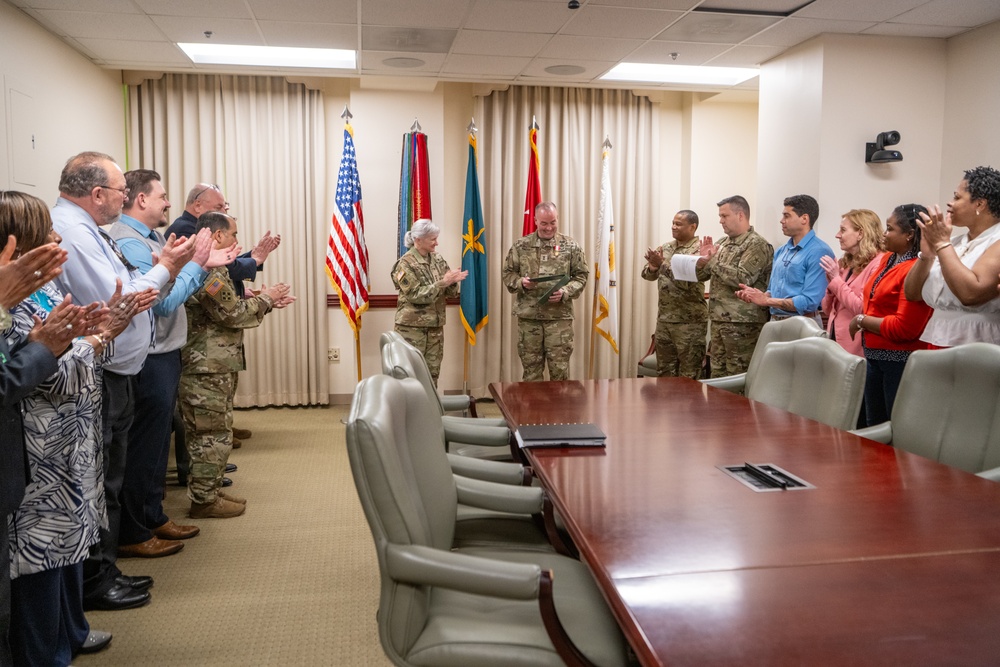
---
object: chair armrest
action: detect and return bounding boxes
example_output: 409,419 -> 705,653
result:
447,453 -> 526,485
441,394 -> 471,413
976,466 -> 1000,482
850,422 -> 893,444
455,475 -> 544,515
700,373 -> 747,394
385,543 -> 541,600
443,414 -> 508,428
443,418 -> 511,447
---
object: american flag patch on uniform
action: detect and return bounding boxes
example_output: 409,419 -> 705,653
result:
205,277 -> 225,296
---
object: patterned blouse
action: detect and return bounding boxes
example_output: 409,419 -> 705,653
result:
2,283 -> 106,578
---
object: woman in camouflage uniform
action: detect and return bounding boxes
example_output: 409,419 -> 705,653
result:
391,219 -> 467,385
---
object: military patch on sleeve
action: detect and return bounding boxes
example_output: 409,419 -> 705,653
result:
205,277 -> 226,296
395,269 -> 406,284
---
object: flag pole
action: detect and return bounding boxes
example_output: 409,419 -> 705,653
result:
588,277 -> 598,379
462,118 -> 477,395
342,104 -> 362,383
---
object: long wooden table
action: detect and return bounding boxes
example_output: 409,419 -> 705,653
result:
489,378 -> 1000,666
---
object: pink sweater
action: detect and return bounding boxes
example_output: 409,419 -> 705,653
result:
822,253 -> 886,356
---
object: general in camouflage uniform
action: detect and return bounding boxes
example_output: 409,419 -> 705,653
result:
695,196 -> 773,378
179,213 -> 289,518
391,220 -> 466,386
502,202 -> 588,382
641,210 -> 708,379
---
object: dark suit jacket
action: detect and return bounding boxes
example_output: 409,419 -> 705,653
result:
166,210 -> 261,299
0,336 -> 58,516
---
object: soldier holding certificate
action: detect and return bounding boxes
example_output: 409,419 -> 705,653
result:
502,202 -> 588,381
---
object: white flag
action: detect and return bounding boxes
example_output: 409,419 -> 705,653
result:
594,145 -> 619,354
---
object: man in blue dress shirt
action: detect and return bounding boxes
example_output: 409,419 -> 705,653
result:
736,194 -> 834,325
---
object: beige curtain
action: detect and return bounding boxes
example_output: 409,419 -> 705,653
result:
471,86 -> 656,389
126,73 -> 329,407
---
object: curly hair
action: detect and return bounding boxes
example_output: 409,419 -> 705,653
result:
58,151 -> 116,198
963,166 -> 1000,218
0,191 -> 53,254
839,209 -> 885,272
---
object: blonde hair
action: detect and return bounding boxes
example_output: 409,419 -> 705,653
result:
840,209 -> 884,272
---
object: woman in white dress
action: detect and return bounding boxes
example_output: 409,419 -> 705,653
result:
904,166 -> 1000,346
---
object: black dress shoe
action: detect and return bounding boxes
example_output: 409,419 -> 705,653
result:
222,476 -> 233,487
78,630 -> 113,654
83,583 -> 151,611
225,463 -> 238,473
116,574 -> 154,591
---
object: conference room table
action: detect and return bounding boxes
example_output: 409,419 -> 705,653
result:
488,377 -> 1000,667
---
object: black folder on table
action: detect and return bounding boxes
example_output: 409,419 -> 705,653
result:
514,423 -> 606,448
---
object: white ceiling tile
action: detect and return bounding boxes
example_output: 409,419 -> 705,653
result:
248,0 -> 357,23
657,12 -> 781,44
862,22 -> 966,38
7,0 -> 137,11
451,30 -> 552,57
359,51 -> 447,73
150,16 -> 263,44
75,38 -> 191,63
362,27 -> 457,54
744,17 -> 877,46
793,0 -> 929,22
891,0 -> 1000,28
538,35 -> 645,60
697,0 -> 804,12
520,58 -> 614,80
441,54 -> 531,76
258,21 -> 357,49
561,6 -> 684,39
589,0 -> 697,8
628,41 -> 731,65
705,44 -> 786,67
34,9 -> 165,40
133,0 -> 251,19
465,0 -> 571,34
362,0 -> 473,29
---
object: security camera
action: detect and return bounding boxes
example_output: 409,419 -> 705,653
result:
878,131 -> 900,147
568,0 -> 580,8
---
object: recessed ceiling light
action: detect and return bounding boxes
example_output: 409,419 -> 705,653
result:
178,43 -> 356,69
383,57 -> 426,68
545,64 -> 586,76
600,62 -> 757,86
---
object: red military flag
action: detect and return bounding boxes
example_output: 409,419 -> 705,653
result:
522,117 -> 541,236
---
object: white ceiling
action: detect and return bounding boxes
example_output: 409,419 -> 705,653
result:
6,0 -> 1000,90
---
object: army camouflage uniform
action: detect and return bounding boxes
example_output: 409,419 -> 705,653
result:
502,232 -> 588,381
696,226 -> 773,378
641,237 -> 708,379
391,247 -> 461,385
180,267 -> 274,505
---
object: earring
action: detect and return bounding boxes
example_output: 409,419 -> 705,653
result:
977,209 -> 981,216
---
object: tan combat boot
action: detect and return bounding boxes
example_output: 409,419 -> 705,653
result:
189,497 -> 246,519
218,490 -> 247,505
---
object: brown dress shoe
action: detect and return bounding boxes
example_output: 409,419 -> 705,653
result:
153,519 -> 201,540
118,536 -> 184,558
232,427 -> 253,440
189,497 -> 246,519
231,436 -> 242,449
218,489 -> 247,505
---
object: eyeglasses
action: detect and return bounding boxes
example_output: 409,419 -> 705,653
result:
193,184 -> 230,210
97,184 -> 129,197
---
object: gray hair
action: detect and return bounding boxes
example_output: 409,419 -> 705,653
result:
404,218 -> 440,248
59,151 -> 116,198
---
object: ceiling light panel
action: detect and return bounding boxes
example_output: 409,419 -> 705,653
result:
178,43 -> 356,69
601,62 -> 758,86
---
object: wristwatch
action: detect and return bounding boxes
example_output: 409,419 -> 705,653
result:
854,314 -> 865,327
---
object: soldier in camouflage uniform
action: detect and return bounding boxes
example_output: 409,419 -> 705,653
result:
179,212 -> 293,519
391,219 -> 467,386
502,202 -> 589,381
694,195 -> 773,378
641,210 -> 708,379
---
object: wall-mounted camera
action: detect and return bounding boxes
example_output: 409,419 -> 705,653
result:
568,0 -> 580,8
866,130 -> 903,163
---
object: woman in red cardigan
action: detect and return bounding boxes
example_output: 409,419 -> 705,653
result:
849,204 -> 933,426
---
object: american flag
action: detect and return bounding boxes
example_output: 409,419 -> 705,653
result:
326,123 -> 370,333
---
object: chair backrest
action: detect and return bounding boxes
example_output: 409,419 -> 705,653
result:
743,316 -> 826,393
379,335 -> 446,416
346,375 -> 459,656
747,337 -> 866,431
888,344 -> 1000,473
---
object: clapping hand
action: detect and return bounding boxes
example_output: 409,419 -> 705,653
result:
644,247 -> 664,270
0,237 -> 67,309
819,255 -> 839,281
28,295 -> 88,356
698,236 -> 719,261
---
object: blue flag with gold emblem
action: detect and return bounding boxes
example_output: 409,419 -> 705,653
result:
460,130 -> 488,344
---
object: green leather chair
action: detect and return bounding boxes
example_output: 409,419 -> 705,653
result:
378,330 -> 480,416
700,315 -> 826,394
851,343 -> 1000,479
747,337 -> 867,431
346,375 -> 629,667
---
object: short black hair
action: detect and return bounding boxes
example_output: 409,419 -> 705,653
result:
964,166 -> 1000,218
196,211 -> 234,235
677,209 -> 699,228
717,195 -> 749,219
783,194 -> 820,228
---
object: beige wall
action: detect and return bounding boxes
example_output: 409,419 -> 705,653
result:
0,1 -> 124,198
941,20 -> 1000,204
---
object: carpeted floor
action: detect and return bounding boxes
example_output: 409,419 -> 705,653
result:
75,404 -> 392,666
